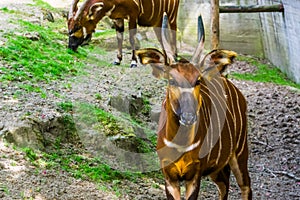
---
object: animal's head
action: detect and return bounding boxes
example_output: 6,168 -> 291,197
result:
68,0 -> 109,51
136,14 -> 237,126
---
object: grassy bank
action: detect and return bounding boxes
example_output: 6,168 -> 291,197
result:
233,55 -> 300,89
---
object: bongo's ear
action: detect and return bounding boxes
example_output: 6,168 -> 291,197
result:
136,48 -> 169,79
200,49 -> 237,79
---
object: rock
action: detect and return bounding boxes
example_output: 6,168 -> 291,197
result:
1,115 -> 81,150
43,10 -> 54,22
2,125 -> 44,150
150,104 -> 162,123
109,94 -> 145,116
108,134 -> 139,152
23,32 -> 40,41
0,162 -> 6,169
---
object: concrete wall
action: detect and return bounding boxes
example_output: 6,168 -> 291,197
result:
177,0 -> 300,84
177,0 -> 263,56
259,0 -> 300,84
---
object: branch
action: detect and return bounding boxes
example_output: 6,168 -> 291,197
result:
266,168 -> 300,181
220,4 -> 284,13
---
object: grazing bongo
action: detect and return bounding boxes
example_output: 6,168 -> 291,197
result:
68,0 -> 179,67
136,14 -> 252,200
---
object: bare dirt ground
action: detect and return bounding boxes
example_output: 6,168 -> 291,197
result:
0,1 -> 299,200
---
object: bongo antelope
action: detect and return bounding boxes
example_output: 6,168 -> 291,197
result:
136,14 -> 252,200
68,0 -> 179,67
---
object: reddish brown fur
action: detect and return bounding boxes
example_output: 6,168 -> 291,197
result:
68,0 -> 100,35
136,48 -> 252,199
68,0 -> 179,67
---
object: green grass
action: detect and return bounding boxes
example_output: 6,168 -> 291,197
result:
75,103 -> 138,137
18,84 -> 47,98
0,2 -> 159,194
0,7 -> 15,14
57,101 -> 74,112
62,102 -> 156,152
21,147 -> 140,182
44,152 -> 134,181
93,29 -> 115,38
21,145 -> 162,198
0,184 -> 10,195
74,103 -> 121,135
233,55 -> 300,89
31,0 -> 54,10
0,19 -> 87,83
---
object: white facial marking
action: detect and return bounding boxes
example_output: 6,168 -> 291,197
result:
83,27 -> 87,37
164,138 -> 200,153
178,87 -> 194,93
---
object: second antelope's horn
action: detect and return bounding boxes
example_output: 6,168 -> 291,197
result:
69,0 -> 80,19
74,0 -> 90,21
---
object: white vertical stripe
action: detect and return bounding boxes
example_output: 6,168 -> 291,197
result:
158,0 -> 162,23
169,0 -> 177,25
139,0 -> 144,15
132,0 -> 139,8
150,0 -> 155,21
222,80 -> 235,162
231,82 -> 245,157
210,80 -> 226,164
237,131 -> 247,158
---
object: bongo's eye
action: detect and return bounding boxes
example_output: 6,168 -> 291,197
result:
169,79 -> 177,86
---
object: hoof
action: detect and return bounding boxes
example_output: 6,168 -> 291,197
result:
130,60 -> 138,68
130,63 -> 137,68
113,61 -> 121,65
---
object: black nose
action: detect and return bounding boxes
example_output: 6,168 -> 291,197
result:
68,44 -> 78,51
179,112 -> 197,126
68,36 -> 82,51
